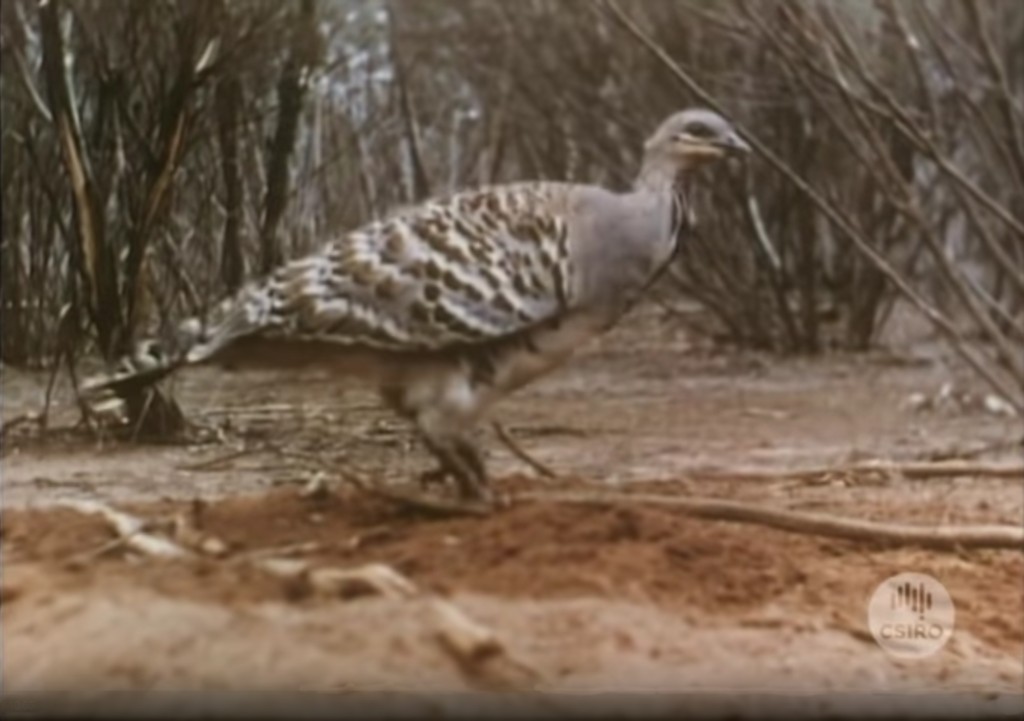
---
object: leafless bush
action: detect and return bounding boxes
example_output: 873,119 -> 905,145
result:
2,0 -> 1020,428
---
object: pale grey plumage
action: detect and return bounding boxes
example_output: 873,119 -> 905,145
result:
84,107 -> 750,507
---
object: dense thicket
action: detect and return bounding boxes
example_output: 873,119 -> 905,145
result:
3,0 -> 1021,428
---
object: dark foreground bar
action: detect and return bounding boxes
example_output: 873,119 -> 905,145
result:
3,692 -> 1023,721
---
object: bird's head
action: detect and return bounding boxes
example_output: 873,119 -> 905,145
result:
643,108 -> 750,172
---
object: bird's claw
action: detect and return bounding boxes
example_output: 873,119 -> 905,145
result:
418,466 -> 450,491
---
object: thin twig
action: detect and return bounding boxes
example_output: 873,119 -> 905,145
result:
492,421 -> 557,479
177,445 -> 265,471
232,541 -> 324,565
1,414 -> 38,445
516,490 -> 1024,551
66,532 -> 137,567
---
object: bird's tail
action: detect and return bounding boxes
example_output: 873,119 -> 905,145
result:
81,279 -> 278,415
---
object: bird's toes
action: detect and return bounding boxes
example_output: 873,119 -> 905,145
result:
418,466 -> 450,491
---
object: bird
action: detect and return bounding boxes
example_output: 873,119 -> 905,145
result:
83,107 -> 751,510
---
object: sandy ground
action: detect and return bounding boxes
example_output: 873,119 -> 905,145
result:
2,306 -> 1022,718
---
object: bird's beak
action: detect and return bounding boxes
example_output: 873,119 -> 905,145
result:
717,131 -> 751,156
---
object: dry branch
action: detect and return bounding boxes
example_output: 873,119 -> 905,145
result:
518,490 -> 1024,551
176,446 -> 264,472
308,564 -> 420,600
255,558 -> 420,600
234,541 -> 323,564
432,597 -> 502,663
38,0 -> 119,356
0,413 -> 39,446
57,499 -> 192,559
258,0 -> 321,273
684,460 -> 1024,482
492,421 -> 557,479
431,595 -> 545,691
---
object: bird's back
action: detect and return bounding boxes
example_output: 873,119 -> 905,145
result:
95,181 -> 591,395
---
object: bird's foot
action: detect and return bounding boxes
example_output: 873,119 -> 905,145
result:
418,466 -> 451,492
374,482 -> 495,517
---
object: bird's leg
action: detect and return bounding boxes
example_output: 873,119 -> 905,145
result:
378,384 -> 454,491
379,375 -> 495,510
419,433 -> 493,505
452,436 -> 491,499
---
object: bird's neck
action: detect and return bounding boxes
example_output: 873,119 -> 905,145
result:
631,155 -> 693,241
633,155 -> 685,194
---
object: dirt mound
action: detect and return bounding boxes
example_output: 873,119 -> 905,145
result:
4,479 -> 1022,715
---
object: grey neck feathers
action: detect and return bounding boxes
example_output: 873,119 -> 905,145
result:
631,153 -> 692,243
633,154 -> 684,194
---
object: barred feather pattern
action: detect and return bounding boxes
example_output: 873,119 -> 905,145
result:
186,181 -> 574,361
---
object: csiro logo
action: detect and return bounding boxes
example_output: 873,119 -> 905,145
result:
867,572 -> 956,659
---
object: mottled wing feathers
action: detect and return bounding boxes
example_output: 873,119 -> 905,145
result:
187,182 -> 576,360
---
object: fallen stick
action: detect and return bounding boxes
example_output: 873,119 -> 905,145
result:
432,597 -> 503,663
298,472 -> 332,500
869,460 -> 1023,480
309,564 -> 420,600
234,541 -> 323,564
682,460 -> 1024,483
177,446 -> 266,472
1,413 -> 38,443
918,438 -> 1024,462
57,500 -> 192,559
65,534 -> 137,568
492,421 -> 557,479
431,597 -> 544,691
517,491 -> 1024,551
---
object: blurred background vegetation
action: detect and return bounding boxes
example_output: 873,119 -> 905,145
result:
2,0 -> 1021,426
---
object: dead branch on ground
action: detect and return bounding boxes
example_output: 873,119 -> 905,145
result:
176,445 -> 267,472
0,413 -> 40,448
683,459 -> 1024,483
517,490 -> 1024,551
492,421 -> 557,479
57,499 -> 192,559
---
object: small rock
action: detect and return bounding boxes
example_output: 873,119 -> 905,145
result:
200,537 -> 230,556
903,392 -> 930,413
982,394 -> 1017,418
